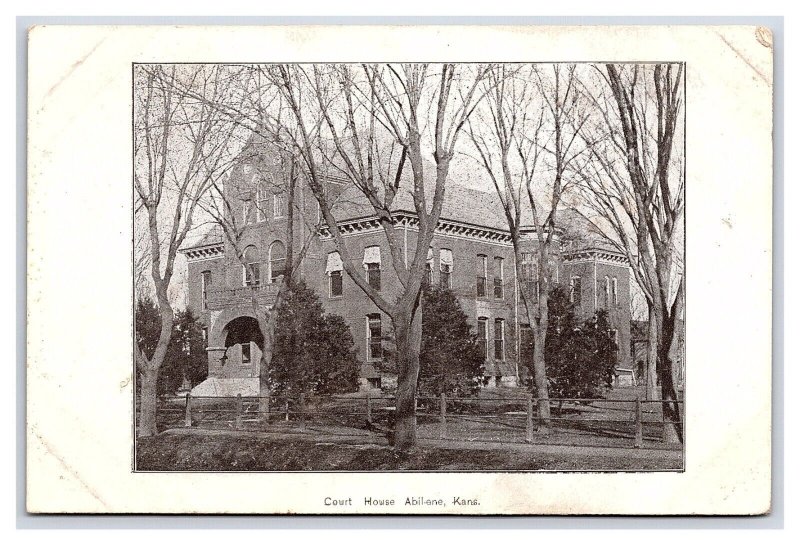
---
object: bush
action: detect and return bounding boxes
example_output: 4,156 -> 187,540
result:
269,281 -> 360,396
134,297 -> 208,397
418,284 -> 486,396
522,287 -> 617,400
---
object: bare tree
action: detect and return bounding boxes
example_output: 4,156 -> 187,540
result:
257,63 -> 489,450
200,143 -> 322,411
133,209 -> 152,300
576,63 -> 685,442
133,65 -> 245,437
467,64 -> 590,430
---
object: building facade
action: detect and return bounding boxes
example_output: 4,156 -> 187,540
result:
181,145 -> 632,395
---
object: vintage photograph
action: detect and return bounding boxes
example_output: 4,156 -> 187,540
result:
132,62 -> 686,472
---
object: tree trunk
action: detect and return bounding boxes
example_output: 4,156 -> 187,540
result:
258,312 -> 277,415
532,326 -> 552,433
392,312 -> 421,451
138,365 -> 159,437
137,291 -> 173,438
655,306 -> 683,444
645,307 -> 660,401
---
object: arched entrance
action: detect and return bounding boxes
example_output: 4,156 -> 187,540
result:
217,316 -> 264,378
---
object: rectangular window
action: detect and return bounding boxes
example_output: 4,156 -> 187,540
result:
425,247 -> 434,286
521,252 -> 539,299
367,314 -> 383,360
612,277 -> 618,306
439,249 -> 453,290
201,327 -> 208,348
521,252 -> 536,282
273,192 -> 287,218
330,270 -> 343,297
494,319 -> 505,361
493,257 -> 504,299
476,254 -> 487,297
201,270 -> 211,310
363,246 -> 381,291
241,343 -> 251,365
570,276 -> 582,305
244,263 -> 260,287
326,252 -> 343,297
600,276 -> 610,308
477,317 -> 489,360
367,263 -> 381,291
256,186 -> 269,222
243,199 -> 254,225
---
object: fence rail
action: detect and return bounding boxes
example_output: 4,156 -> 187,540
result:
147,391 -> 683,450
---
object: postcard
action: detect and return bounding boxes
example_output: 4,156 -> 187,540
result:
26,24 -> 773,514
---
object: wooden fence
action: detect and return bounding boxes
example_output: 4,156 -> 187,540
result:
149,391 -> 684,450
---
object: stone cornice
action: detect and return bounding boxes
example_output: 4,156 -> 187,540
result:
562,248 -> 629,265
181,242 -> 225,261
319,210 -> 514,244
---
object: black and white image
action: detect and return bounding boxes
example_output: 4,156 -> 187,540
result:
132,62 -> 686,472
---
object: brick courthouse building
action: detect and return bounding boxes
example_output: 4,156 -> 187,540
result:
181,142 -> 632,395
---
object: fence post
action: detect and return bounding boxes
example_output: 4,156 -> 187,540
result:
439,392 -> 447,439
235,393 -> 243,430
264,393 -> 271,424
366,391 -> 372,425
184,393 -> 192,428
299,393 -> 306,430
634,394 -> 643,448
526,393 -> 534,443
285,398 -> 290,422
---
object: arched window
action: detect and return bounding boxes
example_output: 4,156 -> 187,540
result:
269,240 -> 286,283
242,245 -> 260,287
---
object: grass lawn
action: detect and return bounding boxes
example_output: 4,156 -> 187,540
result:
135,430 -> 682,471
